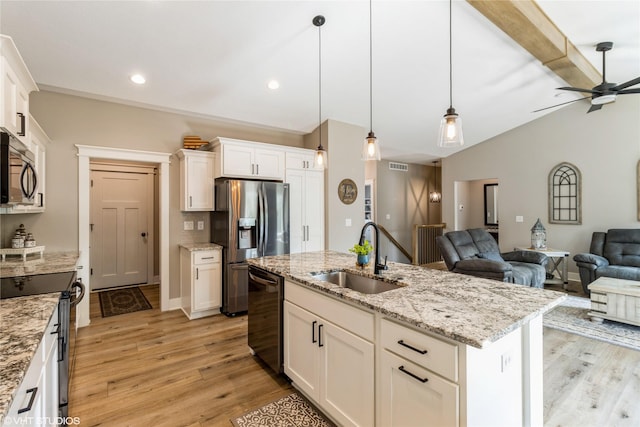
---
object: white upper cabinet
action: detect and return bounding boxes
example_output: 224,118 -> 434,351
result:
0,35 -> 38,149
284,150 -> 324,171
176,149 -> 215,211
209,137 -> 285,180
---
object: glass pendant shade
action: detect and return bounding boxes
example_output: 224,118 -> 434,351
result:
437,107 -> 464,148
362,131 -> 381,161
315,146 -> 327,168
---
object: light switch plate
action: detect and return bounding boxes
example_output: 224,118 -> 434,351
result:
345,218 -> 352,227
184,221 -> 194,230
516,216 -> 524,223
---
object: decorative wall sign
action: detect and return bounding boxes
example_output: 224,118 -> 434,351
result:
338,179 -> 358,205
548,162 -> 581,224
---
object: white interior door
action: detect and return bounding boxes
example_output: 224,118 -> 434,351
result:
90,168 -> 152,290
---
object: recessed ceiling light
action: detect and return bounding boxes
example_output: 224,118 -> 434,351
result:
130,74 -> 146,85
267,80 -> 280,90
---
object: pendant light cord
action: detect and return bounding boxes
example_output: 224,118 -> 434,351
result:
369,0 -> 373,133
448,0 -> 453,109
319,21 -> 322,147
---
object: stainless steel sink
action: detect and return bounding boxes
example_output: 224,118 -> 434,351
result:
311,271 -> 402,294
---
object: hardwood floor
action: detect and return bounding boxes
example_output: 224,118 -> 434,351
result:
71,285 -> 292,426
71,284 -> 640,427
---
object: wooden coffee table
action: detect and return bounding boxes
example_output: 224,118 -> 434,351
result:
588,277 -> 640,326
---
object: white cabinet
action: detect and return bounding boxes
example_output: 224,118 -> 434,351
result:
4,305 -> 59,427
0,35 -> 38,148
285,151 -> 324,253
284,281 -> 374,427
209,137 -> 285,180
180,247 -> 222,319
176,149 -> 215,211
378,318 -> 459,427
285,150 -> 324,171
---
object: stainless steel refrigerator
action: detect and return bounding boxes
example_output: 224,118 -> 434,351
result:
211,178 -> 289,315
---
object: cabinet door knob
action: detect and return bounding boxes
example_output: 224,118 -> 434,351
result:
141,232 -> 147,237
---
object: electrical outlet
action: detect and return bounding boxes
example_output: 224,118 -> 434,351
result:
197,221 -> 204,230
501,352 -> 512,373
345,218 -> 352,227
516,216 -> 524,223
184,221 -> 194,231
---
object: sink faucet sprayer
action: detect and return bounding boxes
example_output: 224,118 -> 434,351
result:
358,222 -> 388,275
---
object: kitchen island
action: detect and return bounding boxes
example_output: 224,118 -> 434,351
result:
248,250 -> 566,427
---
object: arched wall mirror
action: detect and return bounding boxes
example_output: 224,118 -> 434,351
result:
484,183 -> 498,225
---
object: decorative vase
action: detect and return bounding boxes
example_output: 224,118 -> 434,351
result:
357,254 -> 370,266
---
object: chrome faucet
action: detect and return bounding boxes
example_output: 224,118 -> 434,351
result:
358,222 -> 388,275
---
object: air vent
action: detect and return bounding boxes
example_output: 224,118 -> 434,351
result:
389,162 -> 408,172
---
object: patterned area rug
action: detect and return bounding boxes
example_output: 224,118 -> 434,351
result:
98,287 -> 152,317
231,393 -> 335,427
543,295 -> 640,351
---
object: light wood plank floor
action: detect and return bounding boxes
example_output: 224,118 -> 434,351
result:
71,284 -> 640,427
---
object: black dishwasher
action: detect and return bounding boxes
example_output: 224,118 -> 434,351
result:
248,265 -> 284,374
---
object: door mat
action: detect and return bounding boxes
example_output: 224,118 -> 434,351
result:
98,287 -> 152,317
231,392 -> 335,427
543,295 -> 640,351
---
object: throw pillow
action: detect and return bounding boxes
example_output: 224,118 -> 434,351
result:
477,252 -> 504,262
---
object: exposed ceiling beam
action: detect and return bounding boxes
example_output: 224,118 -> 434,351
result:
467,0 -> 601,89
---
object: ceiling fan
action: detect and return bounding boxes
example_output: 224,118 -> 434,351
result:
535,42 -> 640,113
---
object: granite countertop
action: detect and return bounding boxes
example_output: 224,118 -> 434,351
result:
0,251 -> 80,278
248,250 -> 567,349
0,293 -> 60,419
179,243 -> 223,252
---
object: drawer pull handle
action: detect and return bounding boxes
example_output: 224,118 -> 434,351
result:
399,366 -> 428,383
312,320 -> 317,343
398,340 -> 428,355
201,256 -> 215,260
18,387 -> 38,414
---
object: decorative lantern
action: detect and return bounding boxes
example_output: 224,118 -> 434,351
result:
530,218 -> 547,250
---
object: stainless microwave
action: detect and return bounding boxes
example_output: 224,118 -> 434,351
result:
1,132 -> 37,205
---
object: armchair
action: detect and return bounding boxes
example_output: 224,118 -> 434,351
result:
436,228 -> 548,288
574,229 -> 640,294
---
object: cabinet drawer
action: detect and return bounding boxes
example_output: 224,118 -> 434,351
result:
193,250 -> 220,265
285,280 -> 374,341
381,318 -> 458,382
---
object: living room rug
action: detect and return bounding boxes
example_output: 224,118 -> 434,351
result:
98,287 -> 152,317
231,393 -> 335,427
543,295 -> 640,351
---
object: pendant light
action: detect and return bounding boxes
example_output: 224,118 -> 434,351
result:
362,0 -> 381,161
313,15 -> 328,168
429,160 -> 441,203
437,0 -> 464,148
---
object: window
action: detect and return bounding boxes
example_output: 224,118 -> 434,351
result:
549,162 -> 581,224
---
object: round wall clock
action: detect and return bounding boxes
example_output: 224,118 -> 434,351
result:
338,179 -> 358,205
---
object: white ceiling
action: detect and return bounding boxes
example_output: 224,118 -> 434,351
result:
1,1 -> 639,163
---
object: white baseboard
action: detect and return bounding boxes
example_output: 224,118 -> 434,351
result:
167,297 -> 182,311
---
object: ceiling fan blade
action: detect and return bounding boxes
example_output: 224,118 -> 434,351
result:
587,104 -> 603,113
532,96 -> 591,113
613,76 -> 640,91
557,86 -> 600,94
617,88 -> 640,95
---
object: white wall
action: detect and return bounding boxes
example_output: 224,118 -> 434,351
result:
326,120 -> 367,253
442,95 -> 640,277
